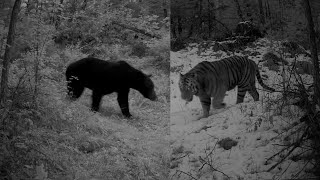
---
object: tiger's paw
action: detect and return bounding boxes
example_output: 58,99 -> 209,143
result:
197,116 -> 207,120
212,103 -> 226,109
197,113 -> 209,120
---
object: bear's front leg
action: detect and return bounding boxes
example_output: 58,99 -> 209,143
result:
91,91 -> 103,112
117,89 -> 131,117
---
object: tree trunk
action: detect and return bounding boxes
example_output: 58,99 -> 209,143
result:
177,16 -> 182,37
171,18 -> 177,39
162,0 -> 167,17
187,20 -> 194,38
82,0 -> 87,10
55,0 -> 64,29
234,0 -> 244,21
198,0 -> 203,34
304,0 -> 320,107
0,0 -> 22,106
265,1 -> 270,19
163,8 -> 167,18
33,1 -> 42,101
257,0 -> 265,25
26,0 -> 32,14
265,0 -> 272,29
207,0 -> 212,39
278,0 -> 284,32
71,0 -> 77,14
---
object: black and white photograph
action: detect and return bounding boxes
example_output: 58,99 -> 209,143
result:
0,0 -> 320,179
170,0 -> 320,179
0,0 -> 169,179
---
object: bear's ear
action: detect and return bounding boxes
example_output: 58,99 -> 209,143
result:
147,74 -> 152,78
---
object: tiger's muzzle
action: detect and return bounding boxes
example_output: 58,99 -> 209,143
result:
181,94 -> 193,102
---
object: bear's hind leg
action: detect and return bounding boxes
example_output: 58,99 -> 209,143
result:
117,89 -> 131,117
91,91 -> 103,112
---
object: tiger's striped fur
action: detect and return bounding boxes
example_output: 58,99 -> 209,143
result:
179,56 -> 275,119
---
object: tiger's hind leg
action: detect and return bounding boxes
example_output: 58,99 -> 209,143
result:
248,86 -> 259,101
199,95 -> 211,118
236,86 -> 248,104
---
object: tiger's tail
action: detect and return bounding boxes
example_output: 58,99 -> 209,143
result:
255,69 -> 275,92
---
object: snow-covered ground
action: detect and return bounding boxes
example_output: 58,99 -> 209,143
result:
170,39 -> 315,180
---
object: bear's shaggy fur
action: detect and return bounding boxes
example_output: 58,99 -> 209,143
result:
66,57 -> 157,117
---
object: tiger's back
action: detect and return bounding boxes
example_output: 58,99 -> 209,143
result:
179,56 -> 274,119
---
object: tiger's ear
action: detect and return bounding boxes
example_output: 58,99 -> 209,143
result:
180,73 -> 184,77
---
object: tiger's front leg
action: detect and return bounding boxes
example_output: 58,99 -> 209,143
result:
212,86 -> 227,109
199,95 -> 211,118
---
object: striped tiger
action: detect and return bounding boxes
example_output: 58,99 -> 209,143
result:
179,56 -> 275,119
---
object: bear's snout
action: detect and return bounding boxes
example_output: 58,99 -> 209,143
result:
149,91 -> 157,101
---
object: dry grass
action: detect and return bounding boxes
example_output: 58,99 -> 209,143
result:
0,43 -> 169,180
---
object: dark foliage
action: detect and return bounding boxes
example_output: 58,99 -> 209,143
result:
234,21 -> 264,39
171,38 -> 186,52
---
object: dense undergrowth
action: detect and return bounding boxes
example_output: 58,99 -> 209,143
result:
1,9 -> 170,180
1,38 -> 170,179
1,1 -> 170,179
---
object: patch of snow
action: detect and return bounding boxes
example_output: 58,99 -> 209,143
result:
170,38 -> 313,180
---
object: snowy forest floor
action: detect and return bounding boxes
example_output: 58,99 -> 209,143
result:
170,38 -> 316,180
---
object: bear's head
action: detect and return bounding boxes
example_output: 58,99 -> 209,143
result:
136,73 -> 157,101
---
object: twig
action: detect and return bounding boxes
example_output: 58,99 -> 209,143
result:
173,152 -> 190,160
267,127 -> 309,172
292,159 -> 312,179
199,156 -> 230,179
270,123 -> 304,142
206,140 -> 218,157
266,143 -> 292,162
212,19 -> 232,34
174,170 -> 198,180
276,159 -> 293,180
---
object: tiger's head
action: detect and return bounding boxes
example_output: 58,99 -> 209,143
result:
179,73 -> 199,102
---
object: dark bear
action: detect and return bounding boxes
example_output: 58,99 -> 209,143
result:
66,57 -> 157,117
